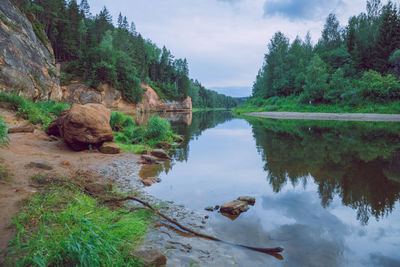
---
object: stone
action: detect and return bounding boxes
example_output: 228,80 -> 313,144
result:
220,200 -> 249,215
8,124 -> 35,133
85,183 -> 109,194
237,196 -> 256,206
99,142 -> 120,154
141,177 -> 161,186
46,103 -> 113,151
214,205 -> 220,210
151,149 -> 170,159
133,249 -> 167,267
26,161 -> 53,170
205,206 -> 214,212
141,155 -> 158,164
156,141 -> 172,150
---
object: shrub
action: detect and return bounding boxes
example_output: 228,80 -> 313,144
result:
0,93 -> 70,128
110,112 -> 135,132
145,115 -> 171,142
0,115 -> 8,146
357,70 -> 400,101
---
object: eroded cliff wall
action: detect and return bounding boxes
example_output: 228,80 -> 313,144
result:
0,0 -> 61,100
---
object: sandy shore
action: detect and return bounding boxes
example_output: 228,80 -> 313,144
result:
243,112 -> 400,122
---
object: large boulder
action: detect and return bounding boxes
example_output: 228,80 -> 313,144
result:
46,103 -> 113,151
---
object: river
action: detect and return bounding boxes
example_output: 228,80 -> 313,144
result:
140,111 -> 400,267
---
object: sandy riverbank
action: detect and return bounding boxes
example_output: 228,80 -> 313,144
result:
243,112 -> 400,122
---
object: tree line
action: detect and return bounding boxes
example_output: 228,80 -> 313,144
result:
252,0 -> 400,107
10,0 -> 240,108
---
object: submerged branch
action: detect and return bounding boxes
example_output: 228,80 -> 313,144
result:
104,196 -> 284,257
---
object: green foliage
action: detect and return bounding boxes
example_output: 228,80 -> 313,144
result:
110,112 -> 135,132
145,115 -> 171,143
0,115 -> 9,146
357,70 -> 400,101
5,181 -> 150,266
250,1 -> 400,111
111,112 -> 175,150
0,93 -> 69,128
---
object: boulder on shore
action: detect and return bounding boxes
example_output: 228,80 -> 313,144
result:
133,249 -> 167,267
99,142 -> 120,154
151,149 -> 170,159
46,103 -> 113,151
8,123 -> 35,134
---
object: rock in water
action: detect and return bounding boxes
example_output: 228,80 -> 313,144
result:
237,196 -> 256,206
220,200 -> 249,215
99,142 -> 120,154
141,177 -> 161,186
133,249 -> 167,267
151,149 -> 170,159
141,155 -> 158,164
46,103 -> 113,151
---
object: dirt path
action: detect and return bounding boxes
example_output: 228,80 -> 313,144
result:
243,112 -> 400,122
0,109 -> 141,262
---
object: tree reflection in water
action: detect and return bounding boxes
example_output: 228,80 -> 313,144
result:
247,118 -> 400,224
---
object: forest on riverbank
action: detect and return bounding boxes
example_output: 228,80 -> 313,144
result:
237,0 -> 400,114
9,0 -> 239,109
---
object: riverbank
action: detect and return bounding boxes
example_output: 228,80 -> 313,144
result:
242,112 -> 400,122
0,107 -> 242,266
234,96 -> 400,115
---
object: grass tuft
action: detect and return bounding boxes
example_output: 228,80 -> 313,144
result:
5,175 -> 151,266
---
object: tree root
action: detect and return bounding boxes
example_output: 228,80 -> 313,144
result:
104,196 -> 284,256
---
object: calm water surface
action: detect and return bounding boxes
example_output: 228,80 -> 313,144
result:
144,111 -> 400,267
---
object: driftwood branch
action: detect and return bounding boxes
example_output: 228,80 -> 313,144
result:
104,196 -> 284,255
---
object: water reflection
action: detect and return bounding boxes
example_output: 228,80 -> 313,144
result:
142,112 -> 400,266
246,118 -> 400,224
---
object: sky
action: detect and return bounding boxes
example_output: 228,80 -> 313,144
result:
89,0 -> 371,97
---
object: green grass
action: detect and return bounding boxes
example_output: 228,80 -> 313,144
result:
5,176 -> 151,266
116,142 -> 150,154
0,93 -> 70,128
234,96 -> 400,115
111,112 -> 177,152
0,114 -> 8,146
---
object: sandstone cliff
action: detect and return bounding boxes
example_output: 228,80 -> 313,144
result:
0,0 -> 61,100
61,83 -> 192,113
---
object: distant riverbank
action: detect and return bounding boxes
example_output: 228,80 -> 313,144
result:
243,111 -> 400,122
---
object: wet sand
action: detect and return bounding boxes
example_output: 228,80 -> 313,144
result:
243,112 -> 400,122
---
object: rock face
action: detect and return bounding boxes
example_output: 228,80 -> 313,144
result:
140,84 -> 192,112
61,83 -> 125,109
46,103 -> 113,151
60,83 -> 193,114
0,0 -> 61,100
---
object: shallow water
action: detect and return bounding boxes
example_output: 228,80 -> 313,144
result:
144,111 -> 400,267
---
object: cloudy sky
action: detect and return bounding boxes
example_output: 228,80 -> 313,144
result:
89,0 -> 371,97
